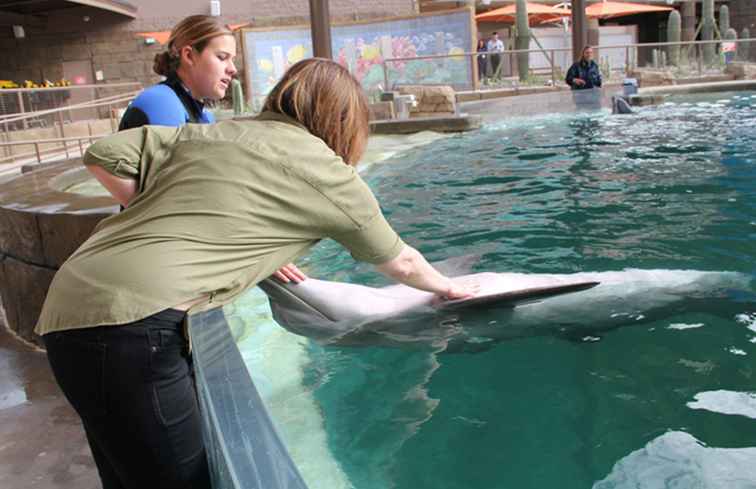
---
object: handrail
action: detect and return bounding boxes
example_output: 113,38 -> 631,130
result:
383,37 -> 756,63
0,82 -> 142,94
381,37 -> 756,91
0,134 -> 110,146
0,133 -> 109,166
0,91 -> 139,125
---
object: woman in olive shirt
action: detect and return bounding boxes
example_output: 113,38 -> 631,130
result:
37,59 -> 474,489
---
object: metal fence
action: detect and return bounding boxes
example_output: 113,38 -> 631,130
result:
381,37 -> 756,91
0,86 -> 140,169
0,82 -> 141,132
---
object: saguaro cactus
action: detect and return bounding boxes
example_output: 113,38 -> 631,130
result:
702,0 -> 715,64
667,10 -> 681,66
719,5 -> 730,35
232,79 -> 244,116
515,0 -> 530,81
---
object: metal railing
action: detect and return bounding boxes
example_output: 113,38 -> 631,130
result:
0,89 -> 140,167
0,134 -> 109,167
381,37 -> 756,91
0,82 -> 142,131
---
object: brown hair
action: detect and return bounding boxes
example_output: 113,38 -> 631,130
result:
262,58 -> 369,166
153,15 -> 233,76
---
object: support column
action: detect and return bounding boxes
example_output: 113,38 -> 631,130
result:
309,0 -> 333,59
681,0 -> 695,42
571,0 -> 588,61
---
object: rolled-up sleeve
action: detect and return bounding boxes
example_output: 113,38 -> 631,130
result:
332,212 -> 405,264
305,156 -> 405,264
83,127 -> 147,179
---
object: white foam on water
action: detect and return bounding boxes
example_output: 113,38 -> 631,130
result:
667,323 -> 704,330
727,347 -> 747,356
735,313 -> 756,333
593,431 -> 756,488
687,390 -> 756,419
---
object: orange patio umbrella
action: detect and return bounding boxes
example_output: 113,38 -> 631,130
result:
476,2 -> 570,25
585,1 -> 672,19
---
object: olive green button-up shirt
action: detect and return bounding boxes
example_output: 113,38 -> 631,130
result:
35,112 -> 404,335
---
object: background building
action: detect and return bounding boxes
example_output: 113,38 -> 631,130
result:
0,0 -> 418,93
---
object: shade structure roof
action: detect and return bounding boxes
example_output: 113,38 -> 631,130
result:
584,1 -> 672,19
0,0 -> 136,17
476,2 -> 570,25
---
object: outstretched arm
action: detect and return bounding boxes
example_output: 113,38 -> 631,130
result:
375,245 -> 475,300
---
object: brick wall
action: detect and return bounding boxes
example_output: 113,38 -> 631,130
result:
0,0 -> 418,99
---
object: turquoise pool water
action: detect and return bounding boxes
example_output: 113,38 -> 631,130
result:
259,91 -> 756,489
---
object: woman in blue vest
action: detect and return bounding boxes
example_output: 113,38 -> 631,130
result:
119,15 -> 234,129
565,46 -> 602,90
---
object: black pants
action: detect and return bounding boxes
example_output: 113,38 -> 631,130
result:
44,309 -> 210,489
490,53 -> 501,77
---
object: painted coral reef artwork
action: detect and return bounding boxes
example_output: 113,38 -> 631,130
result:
244,10 -> 473,107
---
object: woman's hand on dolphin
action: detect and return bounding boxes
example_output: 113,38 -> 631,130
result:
273,263 -> 308,284
438,280 -> 479,302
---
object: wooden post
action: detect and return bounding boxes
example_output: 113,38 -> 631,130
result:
309,0 -> 333,59
571,0 -> 588,62
34,142 -> 41,163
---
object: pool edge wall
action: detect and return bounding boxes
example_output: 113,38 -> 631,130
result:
0,160 -> 116,345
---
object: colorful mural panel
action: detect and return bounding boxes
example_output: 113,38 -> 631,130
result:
243,10 -> 474,107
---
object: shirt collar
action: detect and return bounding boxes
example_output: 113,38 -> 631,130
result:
254,111 -> 308,132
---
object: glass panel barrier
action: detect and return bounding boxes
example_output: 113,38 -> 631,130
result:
189,307 -> 310,489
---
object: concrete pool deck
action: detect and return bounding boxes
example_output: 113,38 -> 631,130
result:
0,320 -> 98,489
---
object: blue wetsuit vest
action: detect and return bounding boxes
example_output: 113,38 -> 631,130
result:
119,76 -> 214,131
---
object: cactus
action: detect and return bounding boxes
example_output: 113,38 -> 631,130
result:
741,28 -> 750,61
667,10 -> 681,66
719,5 -> 730,35
515,0 -> 530,82
232,79 -> 244,116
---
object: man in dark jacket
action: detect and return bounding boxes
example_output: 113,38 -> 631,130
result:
565,46 -> 602,90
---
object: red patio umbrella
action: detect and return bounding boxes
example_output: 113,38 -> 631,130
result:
585,1 -> 672,19
476,2 -> 570,25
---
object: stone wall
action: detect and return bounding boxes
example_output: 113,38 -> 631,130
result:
0,1 -> 417,101
398,85 -> 457,118
0,161 -> 116,345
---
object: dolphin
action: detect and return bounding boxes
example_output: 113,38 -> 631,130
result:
257,262 -> 752,351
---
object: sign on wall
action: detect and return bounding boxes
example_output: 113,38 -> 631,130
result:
242,9 -> 475,108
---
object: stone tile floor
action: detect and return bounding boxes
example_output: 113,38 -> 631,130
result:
0,319 -> 98,489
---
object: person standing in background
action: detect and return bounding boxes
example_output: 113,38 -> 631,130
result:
477,38 -> 489,83
565,46 -> 602,90
486,32 -> 504,79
